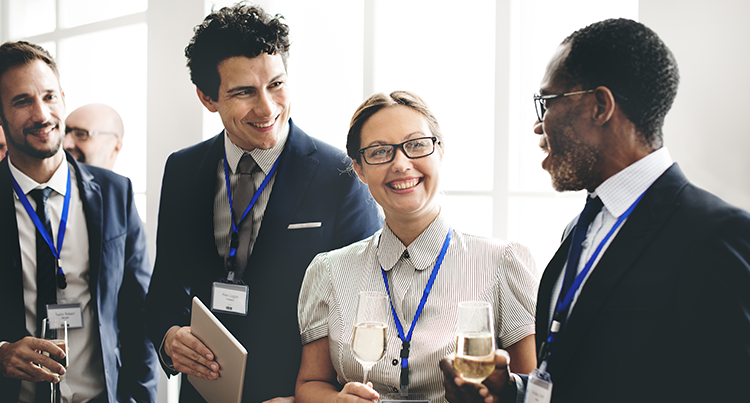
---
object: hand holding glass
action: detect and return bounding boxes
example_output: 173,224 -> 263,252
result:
454,301 -> 496,383
350,291 -> 388,384
41,318 -> 68,403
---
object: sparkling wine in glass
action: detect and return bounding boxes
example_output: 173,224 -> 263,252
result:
350,291 -> 388,384
41,318 -> 68,403
454,301 -> 496,383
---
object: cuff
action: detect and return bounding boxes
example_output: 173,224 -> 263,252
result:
511,372 -> 526,403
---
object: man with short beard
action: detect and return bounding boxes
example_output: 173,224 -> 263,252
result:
0,41 -> 158,403
440,18 -> 750,403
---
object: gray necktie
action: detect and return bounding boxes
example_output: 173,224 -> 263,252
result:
233,154 -> 257,276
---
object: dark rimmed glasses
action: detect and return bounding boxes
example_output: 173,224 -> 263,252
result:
65,127 -> 119,142
358,136 -> 438,165
533,89 -> 595,122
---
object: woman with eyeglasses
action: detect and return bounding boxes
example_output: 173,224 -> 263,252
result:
295,91 -> 538,403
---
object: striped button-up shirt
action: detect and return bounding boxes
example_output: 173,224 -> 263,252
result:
298,212 -> 538,402
213,126 -> 288,265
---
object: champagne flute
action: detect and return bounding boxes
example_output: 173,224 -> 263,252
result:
41,318 -> 68,403
454,301 -> 496,383
350,291 -> 388,384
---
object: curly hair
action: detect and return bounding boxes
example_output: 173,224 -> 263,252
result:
185,2 -> 290,101
346,91 -> 443,164
561,18 -> 679,149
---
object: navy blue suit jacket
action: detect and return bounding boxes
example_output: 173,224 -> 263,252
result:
533,164 -> 750,402
146,120 -> 382,402
0,153 -> 159,403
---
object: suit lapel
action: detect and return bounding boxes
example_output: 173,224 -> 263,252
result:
551,165 -> 688,374
252,121 -> 319,249
194,134 -> 226,265
70,154 -> 104,302
536,234 -> 572,351
0,158 -> 27,341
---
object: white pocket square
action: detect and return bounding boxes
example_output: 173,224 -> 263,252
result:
287,222 -> 322,229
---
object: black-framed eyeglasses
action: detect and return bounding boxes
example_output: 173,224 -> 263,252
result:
358,136 -> 439,165
533,89 -> 595,122
65,127 -> 119,142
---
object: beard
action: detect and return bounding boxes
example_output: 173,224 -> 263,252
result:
545,123 -> 600,192
3,121 -> 63,160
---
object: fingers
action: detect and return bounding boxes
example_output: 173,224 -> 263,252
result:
261,397 -> 295,403
340,382 -> 379,402
0,337 -> 65,383
482,350 -> 511,392
168,327 -> 219,381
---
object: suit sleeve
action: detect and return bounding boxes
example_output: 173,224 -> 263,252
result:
116,177 -> 159,402
145,154 -> 193,375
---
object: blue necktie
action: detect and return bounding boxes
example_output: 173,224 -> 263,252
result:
561,196 -> 603,298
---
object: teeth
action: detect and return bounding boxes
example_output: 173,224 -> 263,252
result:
250,117 -> 276,128
391,178 -> 420,190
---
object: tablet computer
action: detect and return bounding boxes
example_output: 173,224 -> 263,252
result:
188,296 -> 248,403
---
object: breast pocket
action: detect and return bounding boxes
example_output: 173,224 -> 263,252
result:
284,222 -> 324,241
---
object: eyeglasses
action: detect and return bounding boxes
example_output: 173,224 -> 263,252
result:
533,89 -> 595,122
358,136 -> 439,165
65,127 -> 119,142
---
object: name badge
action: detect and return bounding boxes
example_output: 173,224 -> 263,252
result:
524,367 -> 553,403
380,393 -> 428,403
211,282 -> 249,316
46,303 -> 83,329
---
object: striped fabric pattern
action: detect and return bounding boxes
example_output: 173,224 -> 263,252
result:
213,129 -> 287,263
298,212 -> 539,402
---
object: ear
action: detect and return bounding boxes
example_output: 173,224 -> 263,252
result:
113,139 -> 123,153
592,86 -> 616,126
352,160 -> 368,185
196,87 -> 218,112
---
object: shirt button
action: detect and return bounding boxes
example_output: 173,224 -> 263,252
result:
403,250 -> 410,259
392,359 -> 399,366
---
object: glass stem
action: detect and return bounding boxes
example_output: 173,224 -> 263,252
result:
363,364 -> 373,385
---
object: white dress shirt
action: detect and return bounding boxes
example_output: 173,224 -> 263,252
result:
548,147 -> 674,323
7,155 -> 105,403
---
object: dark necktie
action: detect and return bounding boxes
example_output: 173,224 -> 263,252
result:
233,155 -> 258,275
560,196 -> 603,298
30,187 -> 56,403
30,187 -> 57,334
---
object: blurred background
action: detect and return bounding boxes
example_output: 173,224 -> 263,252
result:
2,1 -> 749,401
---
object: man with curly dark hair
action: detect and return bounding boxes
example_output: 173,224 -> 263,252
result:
441,18 -> 750,403
146,3 -> 381,402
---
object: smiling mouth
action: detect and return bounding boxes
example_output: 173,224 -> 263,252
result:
26,124 -> 57,137
388,178 -> 422,190
249,115 -> 279,128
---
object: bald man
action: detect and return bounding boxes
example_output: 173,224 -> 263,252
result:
63,103 -> 124,170
0,125 -> 6,161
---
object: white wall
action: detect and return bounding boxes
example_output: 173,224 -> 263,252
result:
641,0 -> 750,212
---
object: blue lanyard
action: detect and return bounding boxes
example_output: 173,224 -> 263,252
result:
542,190 -> 647,368
222,147 -> 279,279
379,227 -> 451,396
9,163 -> 72,289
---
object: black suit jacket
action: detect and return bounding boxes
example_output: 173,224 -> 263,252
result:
0,153 -> 159,403
146,120 -> 382,402
535,164 -> 750,402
